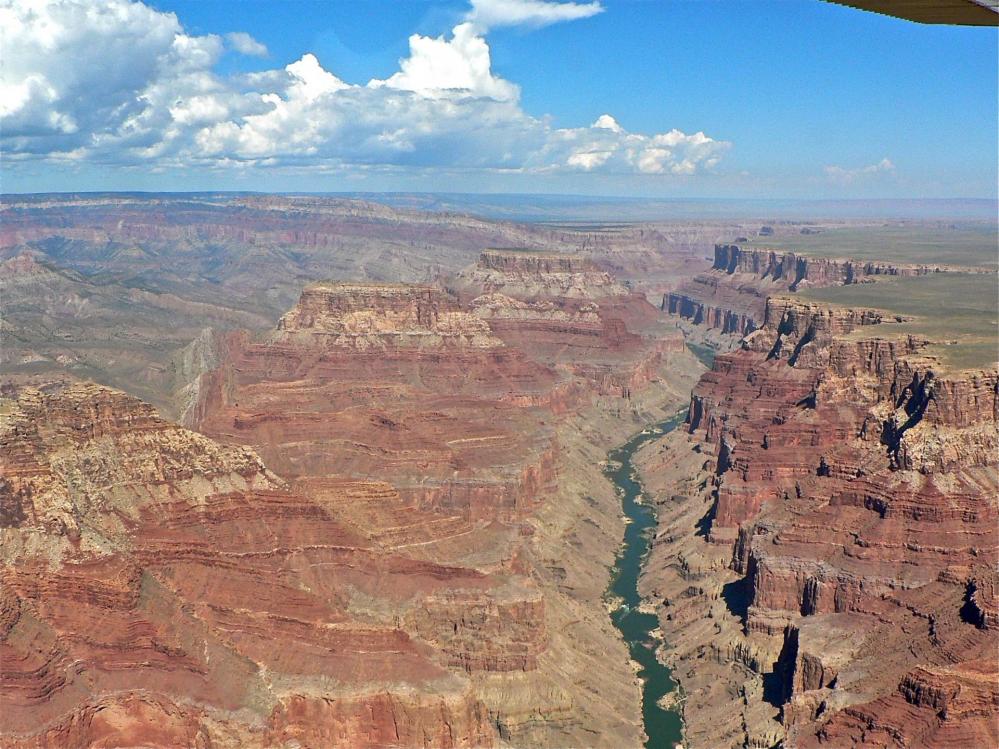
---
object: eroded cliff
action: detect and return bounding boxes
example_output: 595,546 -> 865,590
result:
181,265 -> 699,747
663,242 -> 963,337
638,294 -> 998,748
0,383 -> 500,748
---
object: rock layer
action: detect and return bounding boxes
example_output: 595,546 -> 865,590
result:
0,382 -> 499,748
640,291 -> 998,748
181,262 -> 696,747
663,242 -> 957,336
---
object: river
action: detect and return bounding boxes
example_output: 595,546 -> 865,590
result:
605,411 -> 686,749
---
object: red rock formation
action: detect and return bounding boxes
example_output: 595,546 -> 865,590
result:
653,292 -> 998,747
663,242 -> 961,335
451,249 -> 684,396
183,270 -> 689,745
815,660 -> 999,748
193,283 -> 563,521
0,383 -> 502,748
712,243 -> 946,287
456,248 -> 629,300
663,283 -> 759,336
277,282 -> 501,348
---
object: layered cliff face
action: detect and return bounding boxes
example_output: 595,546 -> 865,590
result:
181,269 -> 698,747
663,272 -> 766,336
456,248 -> 629,300
639,294 -> 998,747
1,195 -> 713,423
663,242 -> 955,337
0,383 -> 502,748
712,244 -> 945,287
6,379 -> 693,748
194,282 -> 561,507
0,196 -> 588,418
451,250 -> 684,397
276,282 -> 502,349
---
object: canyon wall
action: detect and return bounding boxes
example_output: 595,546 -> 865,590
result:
711,244 -> 944,286
177,254 -> 697,747
0,195 -> 713,422
663,243 -> 956,336
0,383 -> 500,748
0,231 -> 709,748
639,292 -> 998,747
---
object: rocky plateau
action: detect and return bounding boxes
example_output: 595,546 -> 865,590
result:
1,223 -> 702,748
1,196 -> 995,749
639,247 -> 998,748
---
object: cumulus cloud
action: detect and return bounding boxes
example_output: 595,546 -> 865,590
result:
824,157 -> 895,184
551,116 -> 727,175
374,22 -> 519,101
0,0 -> 200,146
0,0 -> 729,177
226,31 -> 268,57
465,0 -> 603,31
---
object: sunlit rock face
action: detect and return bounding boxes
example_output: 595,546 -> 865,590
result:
459,249 -> 630,300
712,244 -> 943,287
0,204 -> 696,749
0,382 -> 500,749
0,196 -> 581,421
449,250 -> 685,398
193,281 -> 563,511
663,242 -> 951,336
277,282 -> 503,349
645,290 -> 998,747
176,262 -> 691,747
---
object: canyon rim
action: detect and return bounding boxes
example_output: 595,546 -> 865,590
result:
2,1 -> 997,748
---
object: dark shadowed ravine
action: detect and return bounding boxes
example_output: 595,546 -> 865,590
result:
606,411 -> 687,749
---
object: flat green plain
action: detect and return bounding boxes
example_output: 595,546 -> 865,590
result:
746,223 -> 997,269
798,273 -> 998,370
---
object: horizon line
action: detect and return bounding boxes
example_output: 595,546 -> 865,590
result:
2,191 -> 996,203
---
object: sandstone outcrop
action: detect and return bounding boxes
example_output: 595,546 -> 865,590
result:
0,195 -> 715,422
0,383 -> 501,748
277,282 -> 502,349
663,242 -> 963,337
452,250 -> 685,397
193,282 -> 561,512
180,265 -> 697,747
712,244 -> 946,287
639,293 -> 998,747
456,248 -> 629,300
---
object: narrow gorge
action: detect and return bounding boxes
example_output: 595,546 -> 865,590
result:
1,193 -> 995,749
645,242 -> 997,748
606,412 -> 687,749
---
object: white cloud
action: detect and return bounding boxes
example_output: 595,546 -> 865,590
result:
288,53 -> 351,99
466,0 -> 603,31
548,122 -> 728,175
0,0 -> 729,178
226,31 -> 268,57
0,0 -> 189,145
373,22 -> 518,101
593,114 -> 623,133
824,157 -> 895,184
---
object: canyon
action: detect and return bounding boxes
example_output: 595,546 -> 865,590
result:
644,243 -> 998,747
661,242 -> 979,339
1,195 -> 995,749
0,204 -> 704,749
0,194 -> 742,417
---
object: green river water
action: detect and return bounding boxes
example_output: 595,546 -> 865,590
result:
605,411 -> 687,749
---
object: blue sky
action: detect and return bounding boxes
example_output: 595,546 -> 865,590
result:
3,0 -> 996,198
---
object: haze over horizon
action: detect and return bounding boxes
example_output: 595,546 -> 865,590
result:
3,0 -> 997,199
2,4 -> 998,748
